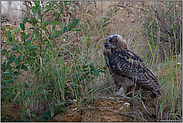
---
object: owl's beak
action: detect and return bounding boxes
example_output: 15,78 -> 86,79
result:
104,42 -> 109,48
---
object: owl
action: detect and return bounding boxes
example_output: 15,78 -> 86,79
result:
103,34 -> 161,98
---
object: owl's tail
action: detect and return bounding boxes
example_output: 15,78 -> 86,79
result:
148,90 -> 161,98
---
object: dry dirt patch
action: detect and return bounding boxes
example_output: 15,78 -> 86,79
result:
1,1 -> 181,122
51,95 -> 133,122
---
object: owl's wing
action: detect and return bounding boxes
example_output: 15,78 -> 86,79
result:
106,49 -> 160,94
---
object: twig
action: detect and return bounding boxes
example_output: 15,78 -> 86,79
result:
137,98 -> 152,116
99,100 -> 114,112
43,26 -> 58,48
137,109 -> 147,122
119,112 -> 135,119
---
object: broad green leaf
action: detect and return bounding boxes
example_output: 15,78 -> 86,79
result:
45,5 -> 50,9
55,107 -> 67,114
43,112 -> 50,118
1,49 -> 8,55
59,1 -> 62,12
52,20 -> 58,27
21,36 -> 25,41
7,80 -> 14,84
40,117 -> 46,122
39,96 -> 46,100
14,71 -> 20,75
8,56 -> 15,63
1,64 -> 6,72
63,25 -> 68,32
34,91 -> 39,95
82,65 -> 89,69
8,69 -> 13,76
5,31 -> 11,38
19,110 -> 24,113
21,97 -> 27,101
49,106 -> 55,117
22,64 -> 28,70
1,63 -> 5,72
15,100 -> 19,105
31,6 -> 38,14
10,93 -> 16,98
23,17 -> 28,24
54,30 -> 62,36
34,1 -> 40,6
60,23 -> 65,31
52,1 -> 56,6
92,69 -> 98,77
32,17 -> 38,24
20,23 -> 25,30
98,70 -> 106,73
36,90 -> 42,94
43,92 -> 49,95
16,64 -> 27,70
37,12 -> 42,19
23,117 -> 30,122
72,19 -> 79,27
8,37 -> 12,41
25,91 -> 31,97
25,34 -> 30,39
49,8 -> 55,11
54,12 -> 60,18
30,114 -> 36,117
20,32 -> 26,36
73,29 -> 81,31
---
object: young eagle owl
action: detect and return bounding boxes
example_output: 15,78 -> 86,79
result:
103,34 -> 161,98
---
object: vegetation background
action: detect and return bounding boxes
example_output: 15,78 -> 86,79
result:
1,1 -> 182,122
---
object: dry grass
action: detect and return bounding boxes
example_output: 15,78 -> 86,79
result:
1,1 -> 182,122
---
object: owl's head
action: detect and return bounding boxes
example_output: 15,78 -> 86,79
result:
104,34 -> 127,50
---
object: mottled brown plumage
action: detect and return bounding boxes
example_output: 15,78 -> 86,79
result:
104,34 -> 161,98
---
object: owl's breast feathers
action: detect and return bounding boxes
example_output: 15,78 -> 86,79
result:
104,48 -> 161,97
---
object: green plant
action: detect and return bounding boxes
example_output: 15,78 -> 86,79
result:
117,1 -> 182,121
1,1 -> 81,121
103,5 -> 120,28
1,1 -> 108,121
139,1 -> 182,121
143,1 -> 182,58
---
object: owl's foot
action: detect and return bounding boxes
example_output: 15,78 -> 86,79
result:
113,87 -> 127,97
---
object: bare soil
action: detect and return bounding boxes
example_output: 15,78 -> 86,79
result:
1,102 -> 22,122
0,1 -> 154,122
1,1 -> 181,122
51,95 -> 133,122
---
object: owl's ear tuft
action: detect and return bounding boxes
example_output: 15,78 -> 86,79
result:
111,36 -> 118,43
113,35 -> 118,39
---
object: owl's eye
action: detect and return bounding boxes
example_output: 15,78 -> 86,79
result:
110,40 -> 114,44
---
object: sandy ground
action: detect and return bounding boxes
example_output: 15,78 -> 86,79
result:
1,1 -> 181,122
